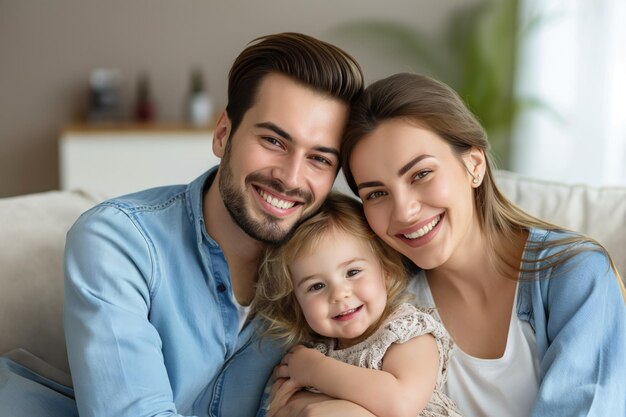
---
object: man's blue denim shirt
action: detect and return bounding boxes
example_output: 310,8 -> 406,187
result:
64,167 -> 284,417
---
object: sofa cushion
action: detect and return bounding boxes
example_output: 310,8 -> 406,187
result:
495,170 -> 626,278
0,190 -> 99,374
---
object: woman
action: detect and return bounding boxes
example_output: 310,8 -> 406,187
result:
334,73 -> 626,416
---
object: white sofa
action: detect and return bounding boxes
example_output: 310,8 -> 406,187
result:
1,170 -> 625,381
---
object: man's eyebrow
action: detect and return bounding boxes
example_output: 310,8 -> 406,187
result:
398,155 -> 433,176
255,122 -> 339,159
314,146 -> 340,159
254,122 -> 292,141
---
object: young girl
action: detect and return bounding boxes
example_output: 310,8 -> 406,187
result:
253,192 -> 462,417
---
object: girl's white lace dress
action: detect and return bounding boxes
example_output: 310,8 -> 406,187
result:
313,302 -> 463,417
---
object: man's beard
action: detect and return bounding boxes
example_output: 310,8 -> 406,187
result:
218,146 -> 314,245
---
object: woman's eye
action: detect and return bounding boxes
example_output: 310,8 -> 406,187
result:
346,269 -> 361,278
365,190 -> 386,201
308,282 -> 325,292
413,170 -> 431,181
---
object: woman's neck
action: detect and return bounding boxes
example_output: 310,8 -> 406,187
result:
426,228 -> 528,302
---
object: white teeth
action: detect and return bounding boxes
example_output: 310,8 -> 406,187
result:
259,189 -> 296,209
336,307 -> 358,317
403,215 -> 441,239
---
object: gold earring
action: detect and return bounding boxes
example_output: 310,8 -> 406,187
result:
472,173 -> 480,184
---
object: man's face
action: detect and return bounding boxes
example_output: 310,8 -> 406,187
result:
217,73 -> 348,244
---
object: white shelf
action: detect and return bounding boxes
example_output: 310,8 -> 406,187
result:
59,125 -> 219,198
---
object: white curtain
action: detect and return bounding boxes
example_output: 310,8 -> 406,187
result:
512,0 -> 626,186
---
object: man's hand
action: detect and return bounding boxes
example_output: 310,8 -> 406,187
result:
267,377 -> 303,417
271,391 -> 376,417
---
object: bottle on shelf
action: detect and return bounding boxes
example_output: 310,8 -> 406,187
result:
185,67 -> 213,128
88,68 -> 122,123
133,72 -> 155,123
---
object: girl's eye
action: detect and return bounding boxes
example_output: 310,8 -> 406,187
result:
346,269 -> 361,278
413,169 -> 431,181
365,190 -> 386,201
308,282 -> 325,292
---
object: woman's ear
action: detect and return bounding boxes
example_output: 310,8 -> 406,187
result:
464,147 -> 486,187
212,110 -> 232,158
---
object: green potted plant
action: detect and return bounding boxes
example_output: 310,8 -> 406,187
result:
331,0 -> 543,169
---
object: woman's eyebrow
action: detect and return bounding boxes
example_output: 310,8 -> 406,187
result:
357,154 -> 434,190
357,181 -> 384,190
398,154 -> 433,176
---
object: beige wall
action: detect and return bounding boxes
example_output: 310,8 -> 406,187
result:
0,0 -> 471,197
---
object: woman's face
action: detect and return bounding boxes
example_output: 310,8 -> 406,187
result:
349,119 -> 482,270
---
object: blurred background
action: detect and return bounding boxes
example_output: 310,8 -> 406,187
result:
1,0 -> 625,198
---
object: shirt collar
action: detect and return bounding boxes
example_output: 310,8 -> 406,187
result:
186,165 -> 220,247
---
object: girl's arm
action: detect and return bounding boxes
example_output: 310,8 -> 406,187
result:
279,334 -> 439,417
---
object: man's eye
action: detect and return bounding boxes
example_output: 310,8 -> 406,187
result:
310,155 -> 333,166
308,282 -> 325,292
263,137 -> 283,148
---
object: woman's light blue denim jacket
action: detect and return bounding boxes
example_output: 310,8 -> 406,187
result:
64,167 -> 284,417
410,228 -> 626,416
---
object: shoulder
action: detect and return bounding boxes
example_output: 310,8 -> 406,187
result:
522,228 -> 623,321
100,184 -> 188,215
385,303 -> 448,344
524,227 -> 613,277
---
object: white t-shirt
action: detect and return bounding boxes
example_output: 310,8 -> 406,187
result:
407,272 -> 540,417
231,293 -> 252,333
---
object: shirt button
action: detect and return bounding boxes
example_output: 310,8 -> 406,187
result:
217,283 -> 227,292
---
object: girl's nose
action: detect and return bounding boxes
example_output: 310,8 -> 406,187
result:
330,283 -> 351,303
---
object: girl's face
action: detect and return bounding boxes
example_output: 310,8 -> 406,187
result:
290,229 -> 388,349
349,119 -> 482,270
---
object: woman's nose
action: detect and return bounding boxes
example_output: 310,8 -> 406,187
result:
392,191 -> 421,224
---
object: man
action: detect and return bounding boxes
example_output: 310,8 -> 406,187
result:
0,33 -> 363,417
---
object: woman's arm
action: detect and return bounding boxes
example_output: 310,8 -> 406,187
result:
278,334 -> 439,417
531,250 -> 626,416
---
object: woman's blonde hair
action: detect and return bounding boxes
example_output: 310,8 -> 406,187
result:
341,73 -> 624,297
253,192 -> 409,346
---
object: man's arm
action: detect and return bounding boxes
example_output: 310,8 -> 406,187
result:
64,205 -> 186,417
279,335 -> 439,417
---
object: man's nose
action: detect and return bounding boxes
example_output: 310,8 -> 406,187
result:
272,154 -> 305,190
